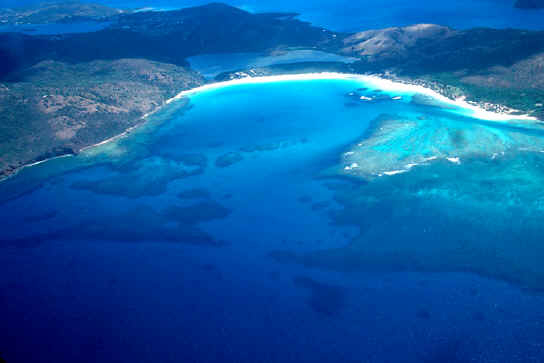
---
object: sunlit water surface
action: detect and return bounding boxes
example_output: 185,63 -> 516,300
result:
3,79 -> 544,362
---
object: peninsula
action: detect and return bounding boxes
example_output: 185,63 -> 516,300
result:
0,2 -> 125,25
1,2 -> 544,179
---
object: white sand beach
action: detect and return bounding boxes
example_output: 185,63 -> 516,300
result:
5,72 -> 537,182
166,72 -> 538,122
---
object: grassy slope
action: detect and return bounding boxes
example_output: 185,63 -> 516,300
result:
0,2 -> 124,24
342,26 -> 544,118
0,3 -> 340,177
0,59 -> 203,177
3,4 -> 544,177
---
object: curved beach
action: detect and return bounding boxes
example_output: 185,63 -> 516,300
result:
2,72 -> 539,183
168,72 -> 538,122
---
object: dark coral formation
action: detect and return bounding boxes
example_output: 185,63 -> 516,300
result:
293,276 -> 347,316
71,155 -> 205,198
272,153 -> 544,291
162,202 -> 231,225
178,188 -> 211,200
515,0 -> 544,9
215,152 -> 244,168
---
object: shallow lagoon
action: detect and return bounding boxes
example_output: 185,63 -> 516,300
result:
3,78 -> 544,362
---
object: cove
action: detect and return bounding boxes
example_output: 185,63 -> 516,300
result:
3,76 -> 544,362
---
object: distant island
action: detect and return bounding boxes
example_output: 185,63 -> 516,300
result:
1,2 -> 544,179
0,1 -> 125,25
515,0 -> 544,9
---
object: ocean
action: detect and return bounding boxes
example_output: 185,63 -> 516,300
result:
2,76 -> 544,362
0,21 -> 111,35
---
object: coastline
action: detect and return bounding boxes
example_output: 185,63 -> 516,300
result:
1,72 -> 539,183
0,98 -> 181,183
170,72 -> 538,122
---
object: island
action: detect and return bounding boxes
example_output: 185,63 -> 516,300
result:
0,1 -> 125,25
1,1 -> 544,179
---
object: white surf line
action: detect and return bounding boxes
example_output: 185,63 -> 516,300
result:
0,154 -> 74,183
354,75 -> 537,122
24,154 -> 73,168
79,121 -> 143,153
165,73 -> 361,103
5,72 -> 535,182
165,72 -> 538,122
79,96 -> 189,153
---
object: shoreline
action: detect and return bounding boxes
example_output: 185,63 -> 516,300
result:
0,98 -> 177,183
169,72 -> 538,122
1,72 -> 539,183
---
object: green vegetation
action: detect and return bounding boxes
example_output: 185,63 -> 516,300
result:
0,59 -> 203,178
424,72 -> 544,119
0,2 -> 124,25
342,25 -> 544,119
2,3 -> 544,179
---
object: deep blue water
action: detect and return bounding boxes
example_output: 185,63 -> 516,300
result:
0,21 -> 111,35
3,78 -> 544,362
3,0 -> 544,32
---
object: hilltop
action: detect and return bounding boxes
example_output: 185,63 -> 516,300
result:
0,3 -> 340,78
0,59 -> 203,178
0,1 -> 125,25
2,3 -> 544,178
340,25 -> 544,118
0,3 -> 339,178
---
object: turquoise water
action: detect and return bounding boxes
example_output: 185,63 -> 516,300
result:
3,79 -> 544,362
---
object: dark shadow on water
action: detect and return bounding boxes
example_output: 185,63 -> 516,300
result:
86,205 -> 228,246
271,153 -> 544,292
448,129 -> 467,148
162,201 -> 231,225
161,153 -> 208,168
200,263 -> 223,280
22,210 -> 58,223
215,152 -> 244,168
311,201 -> 330,211
178,188 -> 211,200
293,275 -> 347,316
419,337 -> 469,363
472,311 -> 486,322
71,155 -> 206,198
416,308 -> 431,320
0,160 -> 124,206
0,182 -> 46,207
314,173 -> 368,187
298,195 -> 312,204
4,204 -> 230,248
0,231 -> 65,248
